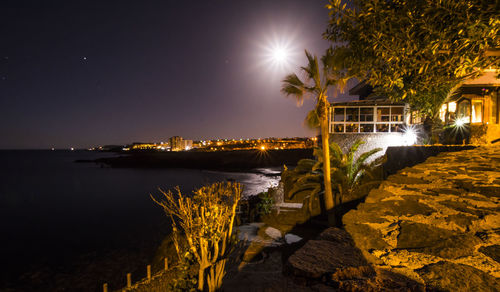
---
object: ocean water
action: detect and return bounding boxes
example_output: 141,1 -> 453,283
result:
0,150 -> 280,290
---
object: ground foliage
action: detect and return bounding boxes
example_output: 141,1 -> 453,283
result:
325,0 -> 499,116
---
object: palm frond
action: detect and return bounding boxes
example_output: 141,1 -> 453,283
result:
281,74 -> 306,106
329,142 -> 343,164
302,50 -> 321,89
305,109 -> 320,129
347,140 -> 365,164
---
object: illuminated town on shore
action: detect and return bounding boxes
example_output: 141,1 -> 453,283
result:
89,137 -> 318,152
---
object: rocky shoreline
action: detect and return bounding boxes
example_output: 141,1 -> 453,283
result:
84,149 -> 314,172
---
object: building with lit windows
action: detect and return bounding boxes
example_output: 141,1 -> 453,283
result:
438,69 -> 500,144
329,70 -> 500,153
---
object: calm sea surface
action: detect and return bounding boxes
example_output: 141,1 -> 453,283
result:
0,150 -> 279,290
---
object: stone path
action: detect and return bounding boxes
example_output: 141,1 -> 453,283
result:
343,144 -> 500,291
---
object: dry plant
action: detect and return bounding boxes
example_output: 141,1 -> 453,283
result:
151,182 -> 242,292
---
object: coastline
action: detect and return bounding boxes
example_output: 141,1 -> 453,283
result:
85,149 -> 314,172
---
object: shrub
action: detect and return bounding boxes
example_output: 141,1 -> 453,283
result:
152,182 -> 242,292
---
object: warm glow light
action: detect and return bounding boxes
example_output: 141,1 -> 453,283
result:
448,102 -> 457,113
402,126 -> 418,146
260,145 -> 266,151
455,117 -> 467,127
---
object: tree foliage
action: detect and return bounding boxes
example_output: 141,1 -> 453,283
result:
325,0 -> 499,115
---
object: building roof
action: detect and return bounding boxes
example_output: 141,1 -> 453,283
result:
331,98 -> 406,107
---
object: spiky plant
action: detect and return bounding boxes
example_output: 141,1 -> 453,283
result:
152,182 -> 242,292
287,140 -> 384,214
329,140 -> 384,204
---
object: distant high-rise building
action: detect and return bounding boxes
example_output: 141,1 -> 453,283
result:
169,136 -> 183,151
169,136 -> 193,151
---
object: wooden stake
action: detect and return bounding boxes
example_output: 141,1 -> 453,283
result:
147,265 -> 151,281
164,258 -> 169,271
103,283 -> 108,292
127,273 -> 132,288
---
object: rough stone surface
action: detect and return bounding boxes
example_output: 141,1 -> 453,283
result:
343,144 -> 500,291
286,228 -> 423,290
416,261 -> 500,292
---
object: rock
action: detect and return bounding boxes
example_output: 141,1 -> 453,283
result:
317,227 -> 352,245
285,233 -> 302,244
396,222 -> 455,249
341,144 -> 500,289
479,245 -> 500,264
344,223 -> 389,251
286,239 -> 372,281
416,261 -> 500,292
415,234 -> 482,259
237,222 -> 265,242
265,227 -> 282,240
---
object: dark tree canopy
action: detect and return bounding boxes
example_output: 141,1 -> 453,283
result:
325,0 -> 499,115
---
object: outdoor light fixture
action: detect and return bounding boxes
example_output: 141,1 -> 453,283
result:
454,117 -> 467,128
402,126 -> 418,146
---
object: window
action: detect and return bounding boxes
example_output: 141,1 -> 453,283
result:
391,107 -> 404,122
360,124 -> 374,132
471,100 -> 483,123
377,107 -> 390,122
346,108 -> 359,122
493,92 -> 498,124
360,108 -> 374,121
330,105 -> 407,134
457,99 -> 471,123
334,108 -> 345,122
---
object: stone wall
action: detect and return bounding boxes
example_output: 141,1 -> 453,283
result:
470,124 -> 500,144
343,144 -> 500,291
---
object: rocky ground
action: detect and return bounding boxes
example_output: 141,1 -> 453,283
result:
343,144 -> 500,291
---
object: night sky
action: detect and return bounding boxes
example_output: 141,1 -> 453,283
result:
0,0 -> 352,149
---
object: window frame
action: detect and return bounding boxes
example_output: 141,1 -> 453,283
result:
329,105 -> 408,134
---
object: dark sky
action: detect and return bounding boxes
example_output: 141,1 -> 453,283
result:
0,0 -> 353,149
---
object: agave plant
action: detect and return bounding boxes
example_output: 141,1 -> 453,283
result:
287,140 -> 384,213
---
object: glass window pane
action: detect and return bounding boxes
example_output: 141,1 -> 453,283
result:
472,100 -> 482,123
360,124 -> 374,132
391,107 -> 404,122
376,124 -> 389,132
377,107 -> 390,122
493,93 -> 498,124
346,124 -> 359,132
346,108 -> 359,122
360,108 -> 374,121
391,124 -> 404,132
334,124 -> 344,133
334,108 -> 345,122
457,100 -> 471,123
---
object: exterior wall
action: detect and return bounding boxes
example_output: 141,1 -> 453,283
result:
330,132 -> 415,161
470,124 -> 500,144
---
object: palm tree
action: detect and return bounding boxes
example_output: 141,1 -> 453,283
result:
281,50 -> 344,224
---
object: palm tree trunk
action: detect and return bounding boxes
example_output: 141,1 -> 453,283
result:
320,97 -> 334,225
